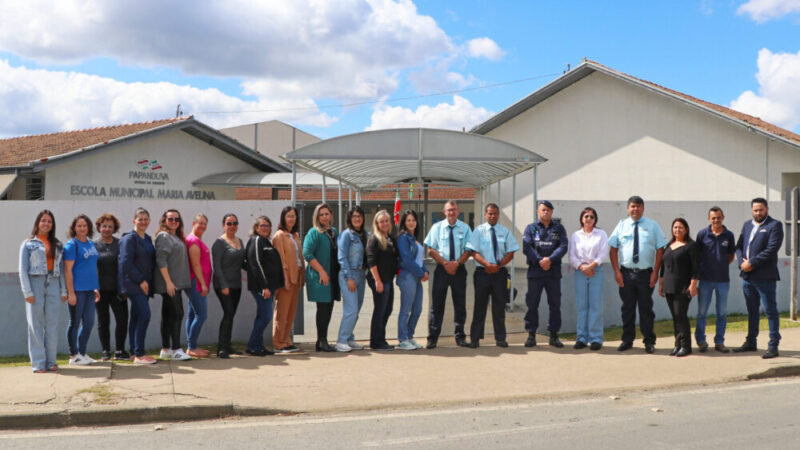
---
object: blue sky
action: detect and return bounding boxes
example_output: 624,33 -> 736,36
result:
0,0 -> 798,139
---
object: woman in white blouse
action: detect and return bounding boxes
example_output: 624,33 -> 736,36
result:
568,207 -> 609,350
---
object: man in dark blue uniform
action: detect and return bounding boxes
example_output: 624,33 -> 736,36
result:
522,200 -> 568,348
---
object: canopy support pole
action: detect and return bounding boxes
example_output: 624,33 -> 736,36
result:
510,173 -> 517,311
338,180 -> 343,231
291,161 -> 297,207
322,175 -> 327,203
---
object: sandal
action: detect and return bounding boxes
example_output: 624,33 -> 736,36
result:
48,365 -> 59,372
34,369 -> 47,374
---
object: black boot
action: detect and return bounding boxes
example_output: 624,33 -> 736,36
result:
316,340 -> 334,352
524,333 -> 537,347
549,331 -> 564,348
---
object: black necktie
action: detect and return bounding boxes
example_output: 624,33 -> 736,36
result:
448,226 -> 456,261
632,221 -> 640,264
490,226 -> 499,263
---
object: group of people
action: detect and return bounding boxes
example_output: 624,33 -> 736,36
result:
522,196 -> 783,360
18,195 -> 784,373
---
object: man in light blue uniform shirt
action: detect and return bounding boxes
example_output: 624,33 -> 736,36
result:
424,200 -> 473,349
465,203 -> 520,348
608,196 -> 667,353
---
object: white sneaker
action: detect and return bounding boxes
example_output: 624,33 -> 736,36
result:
335,342 -> 352,352
159,349 -> 173,360
397,340 -> 417,351
171,349 -> 192,361
347,340 -> 364,350
68,355 -> 81,365
409,339 -> 423,349
71,355 -> 91,365
81,354 -> 97,363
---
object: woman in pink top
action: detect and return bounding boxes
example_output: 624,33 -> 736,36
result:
185,213 -> 211,358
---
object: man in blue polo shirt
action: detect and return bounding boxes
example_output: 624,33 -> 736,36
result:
734,197 -> 784,359
608,196 -> 667,353
522,200 -> 568,348
465,203 -> 520,348
424,200 -> 472,349
694,206 -> 736,353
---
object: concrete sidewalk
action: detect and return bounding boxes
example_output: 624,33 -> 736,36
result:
2,328 -> 800,429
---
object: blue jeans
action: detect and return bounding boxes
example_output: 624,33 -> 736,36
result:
25,273 -> 62,371
396,271 -> 423,341
574,266 -> 604,344
337,271 -> 365,344
695,281 -> 729,345
247,290 -> 274,351
185,279 -> 208,350
742,279 -> 781,348
67,290 -> 96,355
128,293 -> 150,357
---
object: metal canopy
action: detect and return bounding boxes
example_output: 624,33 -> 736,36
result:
282,128 -> 546,190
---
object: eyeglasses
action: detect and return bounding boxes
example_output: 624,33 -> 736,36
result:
583,215 -> 595,220
226,221 -> 239,226
166,217 -> 181,222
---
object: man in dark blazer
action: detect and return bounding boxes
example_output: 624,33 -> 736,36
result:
734,197 -> 784,359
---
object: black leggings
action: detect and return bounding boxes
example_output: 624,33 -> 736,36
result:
160,291 -> 184,350
215,288 -> 241,351
96,290 -> 129,352
316,302 -> 334,342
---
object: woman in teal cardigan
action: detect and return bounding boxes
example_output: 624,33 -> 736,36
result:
303,203 -> 339,352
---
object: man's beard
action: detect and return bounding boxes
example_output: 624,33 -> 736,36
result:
754,215 -> 766,223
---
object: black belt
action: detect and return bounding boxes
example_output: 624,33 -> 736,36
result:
620,266 -> 652,273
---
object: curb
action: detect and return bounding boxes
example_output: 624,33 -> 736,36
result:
0,404 -> 290,430
746,363 -> 800,380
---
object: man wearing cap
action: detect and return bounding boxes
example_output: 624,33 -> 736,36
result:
424,200 -> 472,349
465,203 -> 519,348
608,195 -> 667,353
522,200 -> 568,348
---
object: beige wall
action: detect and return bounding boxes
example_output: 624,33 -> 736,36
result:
484,71 -> 800,203
221,120 -> 320,163
43,129 -> 259,201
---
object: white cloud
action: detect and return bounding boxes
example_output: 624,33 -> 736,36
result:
0,60 -> 335,138
365,95 -> 492,131
729,48 -> 800,131
0,0 -> 455,102
737,0 -> 800,23
466,38 -> 505,61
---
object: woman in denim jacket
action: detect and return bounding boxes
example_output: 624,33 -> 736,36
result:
396,210 -> 429,351
335,206 -> 368,352
19,210 -> 67,373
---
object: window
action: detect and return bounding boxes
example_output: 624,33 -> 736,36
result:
25,176 -> 44,200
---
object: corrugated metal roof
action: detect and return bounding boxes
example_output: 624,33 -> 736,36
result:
283,128 -> 546,189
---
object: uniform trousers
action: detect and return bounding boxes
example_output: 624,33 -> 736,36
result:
619,268 -> 656,345
523,276 -> 562,333
428,264 -> 467,341
469,267 -> 507,342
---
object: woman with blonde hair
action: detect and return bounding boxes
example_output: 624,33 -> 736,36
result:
119,207 -> 156,364
366,210 -> 397,350
303,203 -> 339,352
185,213 -> 211,358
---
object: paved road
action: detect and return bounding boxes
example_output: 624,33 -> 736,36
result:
2,378 -> 799,449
